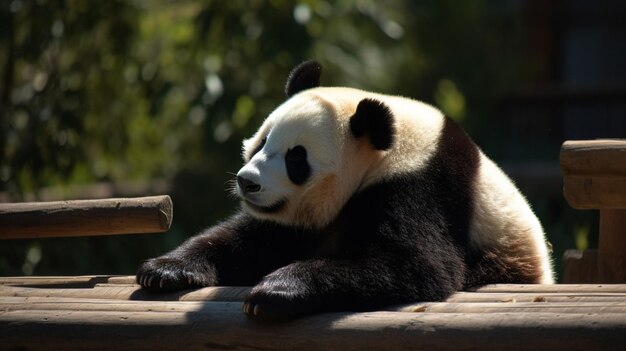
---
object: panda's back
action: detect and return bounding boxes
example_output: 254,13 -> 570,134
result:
362,93 -> 553,285
311,87 -> 554,285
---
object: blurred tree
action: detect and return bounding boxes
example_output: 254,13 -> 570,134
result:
1,0 -> 572,277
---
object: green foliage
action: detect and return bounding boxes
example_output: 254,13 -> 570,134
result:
1,0 -> 528,196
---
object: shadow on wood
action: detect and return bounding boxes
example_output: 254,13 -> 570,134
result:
1,276 -> 625,351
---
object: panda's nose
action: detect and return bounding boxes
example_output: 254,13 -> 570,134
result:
237,176 -> 261,194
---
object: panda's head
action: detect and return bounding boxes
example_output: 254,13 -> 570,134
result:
235,61 -> 396,228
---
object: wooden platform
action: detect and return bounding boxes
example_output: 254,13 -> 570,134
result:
1,276 -> 625,350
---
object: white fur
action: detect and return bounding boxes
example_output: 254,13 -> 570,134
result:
470,154 -> 554,283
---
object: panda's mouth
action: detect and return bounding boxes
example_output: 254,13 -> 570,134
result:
244,199 -> 286,214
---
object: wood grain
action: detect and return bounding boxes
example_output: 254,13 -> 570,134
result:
1,277 -> 626,350
561,139 -> 626,209
1,309 -> 625,351
599,209 -> 626,282
0,195 -> 173,239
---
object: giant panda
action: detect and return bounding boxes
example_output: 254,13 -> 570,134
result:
137,60 -> 554,322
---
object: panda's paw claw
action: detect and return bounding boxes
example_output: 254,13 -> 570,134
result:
244,285 -> 312,322
136,257 -> 216,292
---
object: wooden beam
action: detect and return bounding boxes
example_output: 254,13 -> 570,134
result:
3,279 -> 626,304
2,279 -> 626,350
561,139 -> 626,209
3,296 -> 626,315
0,195 -> 173,239
1,308 -> 625,351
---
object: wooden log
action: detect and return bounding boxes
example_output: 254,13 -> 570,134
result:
561,139 -> 626,209
0,275 -> 122,288
0,275 -> 136,287
1,309 -> 625,351
0,195 -> 173,239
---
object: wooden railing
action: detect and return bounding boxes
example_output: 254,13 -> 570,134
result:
561,140 -> 626,283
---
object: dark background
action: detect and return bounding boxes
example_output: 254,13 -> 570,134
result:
1,0 -> 625,280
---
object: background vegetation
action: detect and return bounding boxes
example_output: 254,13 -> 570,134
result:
0,0 -> 595,279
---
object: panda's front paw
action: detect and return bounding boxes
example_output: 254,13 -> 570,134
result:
243,274 -> 316,322
136,257 -> 217,292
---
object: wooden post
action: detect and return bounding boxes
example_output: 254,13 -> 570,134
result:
0,195 -> 173,239
561,140 -> 626,283
599,209 -> 626,282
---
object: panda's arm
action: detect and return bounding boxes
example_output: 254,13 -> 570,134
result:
136,211 -> 304,291
243,216 -> 466,322
243,244 -> 463,322
243,178 -> 468,322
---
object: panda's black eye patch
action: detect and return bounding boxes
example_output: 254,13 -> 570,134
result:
251,137 -> 267,158
285,145 -> 310,185
286,145 -> 307,162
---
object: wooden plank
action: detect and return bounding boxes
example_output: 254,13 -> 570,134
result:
396,301 -> 626,314
1,309 -> 625,351
0,195 -> 173,239
0,284 -> 252,302
599,209 -> 626,282
2,280 -> 626,301
1,278 -> 625,350
0,297 -> 238,313
106,276 -> 139,285
446,292 -> 626,303
3,296 -> 626,314
474,284 -> 626,293
560,140 -> 626,209
5,276 -> 626,293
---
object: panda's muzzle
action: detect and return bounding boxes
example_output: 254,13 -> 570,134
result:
236,176 -> 286,214
237,176 -> 261,195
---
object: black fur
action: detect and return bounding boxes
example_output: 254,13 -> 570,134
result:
285,60 -> 322,97
136,117 -> 490,322
285,145 -> 311,185
350,98 -> 395,150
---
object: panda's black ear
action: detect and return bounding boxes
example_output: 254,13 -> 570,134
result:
350,98 -> 395,151
285,60 -> 322,97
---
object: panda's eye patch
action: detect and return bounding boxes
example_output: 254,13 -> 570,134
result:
251,137 -> 267,158
285,145 -> 310,185
285,145 -> 307,162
